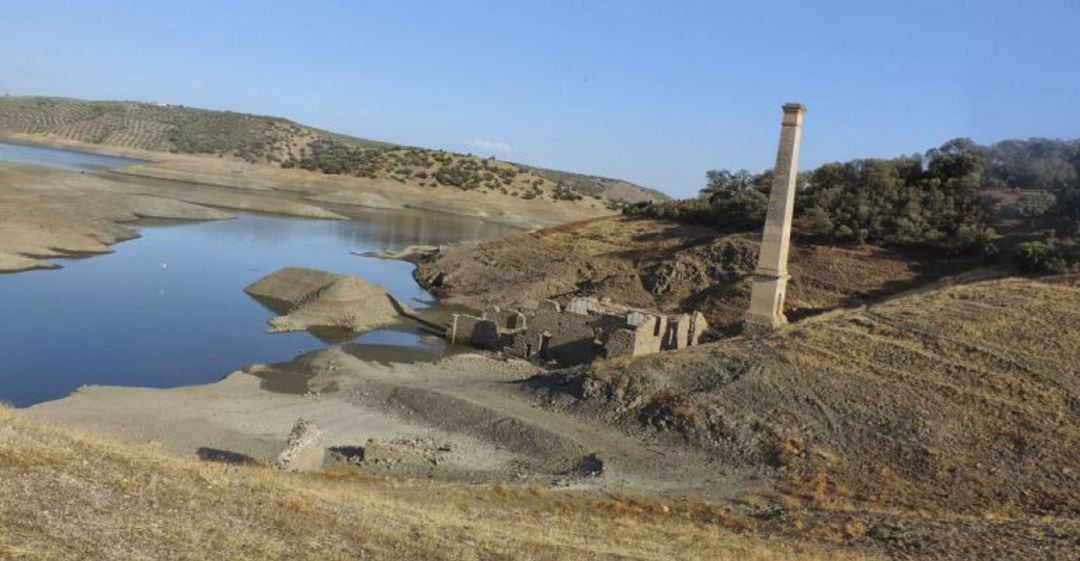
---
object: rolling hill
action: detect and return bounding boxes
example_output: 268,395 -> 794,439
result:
0,96 -> 668,204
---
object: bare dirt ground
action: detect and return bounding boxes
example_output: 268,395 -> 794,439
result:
27,350 -> 747,499
26,274 -> 1079,559
0,133 -> 613,252
7,150 -> 1077,559
404,216 -> 1080,559
413,215 -> 977,335
2,406 -> 872,561
520,275 -> 1080,559
0,135 -> 614,274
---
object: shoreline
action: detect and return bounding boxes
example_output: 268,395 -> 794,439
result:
0,133 -> 616,230
0,158 -> 555,275
23,345 -> 751,499
0,151 -> 700,495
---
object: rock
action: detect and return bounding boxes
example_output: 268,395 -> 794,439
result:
426,271 -> 446,287
244,267 -> 409,337
245,267 -> 342,313
571,453 -> 604,477
354,437 -> 454,472
274,419 -> 325,473
326,445 -> 365,466
356,245 -> 440,264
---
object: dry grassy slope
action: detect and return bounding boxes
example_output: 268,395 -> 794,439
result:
0,96 -> 664,203
531,276 -> 1079,520
0,96 -> 347,158
521,164 -> 671,203
415,216 -> 946,335
0,407 -> 872,561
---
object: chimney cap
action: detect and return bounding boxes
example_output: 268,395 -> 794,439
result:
782,103 -> 805,113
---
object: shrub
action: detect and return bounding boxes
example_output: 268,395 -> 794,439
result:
1017,240 -> 1069,273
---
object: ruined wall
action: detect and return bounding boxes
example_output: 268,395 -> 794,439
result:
663,315 -> 691,350
532,300 -> 600,364
688,311 -> 708,346
449,314 -> 500,348
491,308 -> 527,331
450,298 -> 710,365
628,316 -> 666,356
605,329 -> 638,359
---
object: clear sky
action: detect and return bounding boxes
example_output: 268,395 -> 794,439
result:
1,1 -> 1078,197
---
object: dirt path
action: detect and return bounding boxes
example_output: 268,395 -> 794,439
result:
28,346 -> 765,499
317,350 -> 762,497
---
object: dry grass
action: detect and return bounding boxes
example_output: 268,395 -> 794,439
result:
0,406 -> 879,561
576,275 -> 1080,519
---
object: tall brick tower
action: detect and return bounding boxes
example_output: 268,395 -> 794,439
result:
745,103 -> 805,331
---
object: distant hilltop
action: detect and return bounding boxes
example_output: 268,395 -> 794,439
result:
0,96 -> 668,204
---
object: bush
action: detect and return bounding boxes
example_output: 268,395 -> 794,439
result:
1016,239 -> 1075,273
1019,191 -> 1057,219
624,139 -> 1006,254
799,148 -> 993,252
624,169 -> 770,231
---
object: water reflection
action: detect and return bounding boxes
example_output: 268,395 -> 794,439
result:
0,212 -> 516,407
0,141 -> 146,172
335,207 -> 513,248
206,208 -> 516,252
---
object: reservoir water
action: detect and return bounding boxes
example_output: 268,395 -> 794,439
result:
0,140 -> 147,171
0,142 -> 518,406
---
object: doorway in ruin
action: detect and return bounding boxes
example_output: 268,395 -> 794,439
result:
538,332 -> 552,359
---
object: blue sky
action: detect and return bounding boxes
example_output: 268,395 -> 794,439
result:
1,1 -> 1078,197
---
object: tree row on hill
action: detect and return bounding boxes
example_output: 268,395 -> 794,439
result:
624,138 -> 1080,272
0,97 -> 662,204
281,139 -> 587,201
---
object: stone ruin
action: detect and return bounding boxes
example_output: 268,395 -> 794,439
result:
449,297 -> 707,365
449,104 -> 803,359
274,418 -> 325,473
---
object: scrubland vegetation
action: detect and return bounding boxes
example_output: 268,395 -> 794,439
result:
626,137 -> 1080,271
0,96 -> 664,204
281,138 -> 592,201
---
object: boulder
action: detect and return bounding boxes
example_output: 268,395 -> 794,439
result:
274,419 -> 325,473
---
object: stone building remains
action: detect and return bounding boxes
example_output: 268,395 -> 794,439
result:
449,297 -> 707,365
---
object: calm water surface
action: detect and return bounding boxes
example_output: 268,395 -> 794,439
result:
0,144 -> 518,406
0,141 -> 147,171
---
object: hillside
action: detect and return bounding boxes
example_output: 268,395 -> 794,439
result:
523,164 -> 671,204
0,96 -> 667,204
0,405 -> 868,561
625,137 -> 1080,270
414,215 -> 975,336
521,276 -> 1080,560
409,215 -> 1079,559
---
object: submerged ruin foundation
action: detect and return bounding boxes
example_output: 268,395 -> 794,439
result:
745,102 -> 805,331
449,297 -> 707,365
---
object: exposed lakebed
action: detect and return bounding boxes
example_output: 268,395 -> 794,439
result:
0,142 -> 518,406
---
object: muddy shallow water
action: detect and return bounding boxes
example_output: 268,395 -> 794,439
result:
0,142 -> 519,406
